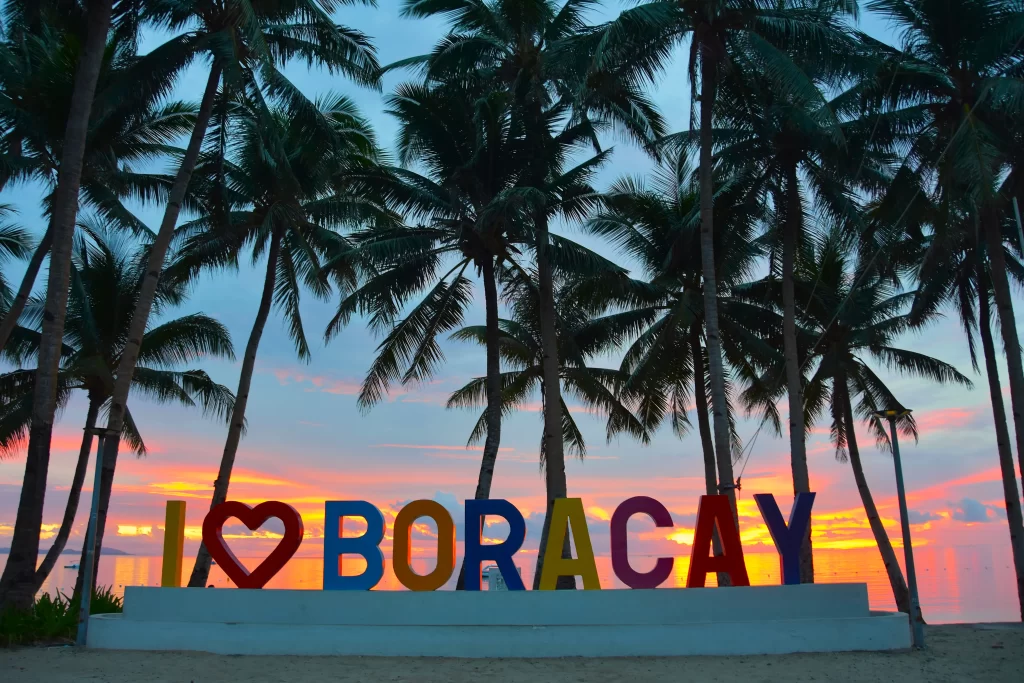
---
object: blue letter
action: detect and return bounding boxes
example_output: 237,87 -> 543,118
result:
463,499 -> 526,591
323,500 -> 385,590
754,492 -> 816,585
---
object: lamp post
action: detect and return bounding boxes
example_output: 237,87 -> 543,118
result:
872,408 -> 924,649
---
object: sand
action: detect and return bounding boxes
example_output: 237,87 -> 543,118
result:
3,624 -> 1022,682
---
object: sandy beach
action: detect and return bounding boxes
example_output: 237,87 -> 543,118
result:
2,623 -> 1021,682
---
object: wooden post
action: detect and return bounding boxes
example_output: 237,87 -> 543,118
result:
161,501 -> 187,587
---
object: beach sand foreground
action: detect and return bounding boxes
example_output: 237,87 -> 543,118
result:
3,624 -> 1022,682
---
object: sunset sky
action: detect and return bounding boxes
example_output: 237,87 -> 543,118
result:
0,3 -> 1019,569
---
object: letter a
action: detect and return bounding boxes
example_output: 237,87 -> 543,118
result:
538,498 -> 601,590
686,495 -> 750,588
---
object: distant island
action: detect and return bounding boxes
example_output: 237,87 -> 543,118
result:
0,547 -> 132,556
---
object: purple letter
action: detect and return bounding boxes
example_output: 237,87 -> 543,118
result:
754,492 -> 816,585
610,496 -> 674,589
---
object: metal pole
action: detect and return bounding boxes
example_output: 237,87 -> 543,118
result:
888,417 -> 925,649
1013,197 -> 1024,256
76,429 -> 107,647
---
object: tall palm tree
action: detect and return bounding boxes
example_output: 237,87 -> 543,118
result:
863,0 -> 1024,494
398,0 -> 664,587
447,271 -> 650,464
0,22 -> 199,352
0,226 -> 235,594
585,153 -> 776,502
178,94 -> 388,588
583,2 -> 858,565
696,64 -> 893,580
328,78 -> 528,590
912,203 -> 1024,619
0,0 -> 120,612
741,234 -> 971,621
88,0 -> 382,591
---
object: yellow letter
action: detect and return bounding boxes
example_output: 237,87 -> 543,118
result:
538,498 -> 601,590
160,500 -> 186,587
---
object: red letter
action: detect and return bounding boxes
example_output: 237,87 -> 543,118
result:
686,495 -> 749,588
610,496 -> 674,589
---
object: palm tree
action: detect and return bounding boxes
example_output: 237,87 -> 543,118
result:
0,0 -> 120,612
862,0 -> 1024,495
398,0 -> 664,587
0,226 -> 235,594
585,153 -> 776,503
912,202 -> 1024,619
703,62 -> 901,581
741,234 -> 971,620
88,0 -> 382,590
178,94 -> 388,588
327,78 -> 528,590
447,271 -> 650,465
579,2 -> 858,564
0,22 -> 199,352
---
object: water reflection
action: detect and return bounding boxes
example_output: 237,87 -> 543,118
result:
6,543 -> 1017,624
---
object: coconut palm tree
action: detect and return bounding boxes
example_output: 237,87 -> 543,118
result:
579,2 -> 858,555
741,233 -> 972,621
0,225 -> 235,595
176,94 -> 389,588
87,0 -> 382,593
911,200 -> 1024,619
0,0 -> 128,612
862,0 -> 1024,496
327,78 -> 529,587
0,23 -> 199,352
447,272 -> 650,462
585,152 -> 777,501
397,0 -> 665,587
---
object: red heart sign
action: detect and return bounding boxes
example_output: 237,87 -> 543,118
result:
202,501 -> 304,589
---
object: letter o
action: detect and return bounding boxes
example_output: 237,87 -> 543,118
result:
393,500 -> 455,591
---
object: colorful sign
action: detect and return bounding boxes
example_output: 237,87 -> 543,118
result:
176,492 -> 816,590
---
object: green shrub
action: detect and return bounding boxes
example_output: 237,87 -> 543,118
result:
0,586 -> 123,647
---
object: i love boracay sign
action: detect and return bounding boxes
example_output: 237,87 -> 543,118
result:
192,492 -> 816,592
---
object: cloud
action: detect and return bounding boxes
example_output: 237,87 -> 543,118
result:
950,498 -> 1006,523
268,366 -> 362,396
908,510 -> 942,523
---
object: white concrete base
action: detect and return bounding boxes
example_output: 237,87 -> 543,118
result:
88,584 -> 911,657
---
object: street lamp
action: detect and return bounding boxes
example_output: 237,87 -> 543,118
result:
872,408 -> 925,649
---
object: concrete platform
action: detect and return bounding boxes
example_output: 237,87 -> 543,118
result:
87,584 -> 911,657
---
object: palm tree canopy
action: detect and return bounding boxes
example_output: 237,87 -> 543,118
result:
0,226 -> 236,457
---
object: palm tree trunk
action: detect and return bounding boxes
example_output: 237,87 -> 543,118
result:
782,163 -> 814,583
188,228 -> 283,588
0,224 -> 52,354
33,397 -> 99,593
456,256 -> 503,590
0,0 -> 113,612
697,53 -> 739,526
76,65 -> 222,599
839,371 -> 911,614
531,211 -> 574,591
982,211 -> 1024,495
978,267 -> 1024,620
690,324 -> 727,585
690,325 -> 717,497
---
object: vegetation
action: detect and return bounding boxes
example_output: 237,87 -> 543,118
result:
0,585 -> 122,647
0,0 -> 1021,625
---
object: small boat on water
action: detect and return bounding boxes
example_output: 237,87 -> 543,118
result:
64,563 -> 79,569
